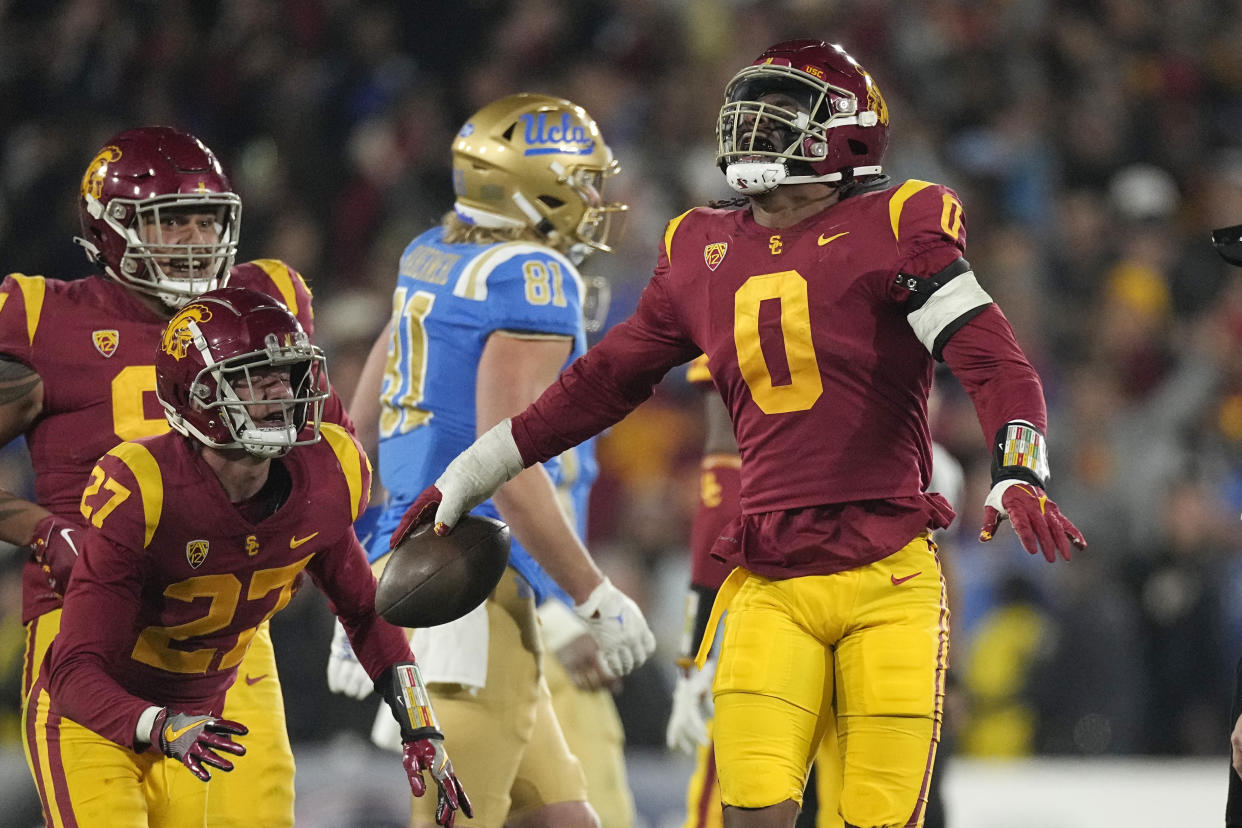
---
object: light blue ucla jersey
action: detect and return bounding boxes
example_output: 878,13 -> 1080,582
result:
367,225 -> 591,601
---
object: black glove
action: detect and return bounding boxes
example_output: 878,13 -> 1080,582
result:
151,708 -> 247,782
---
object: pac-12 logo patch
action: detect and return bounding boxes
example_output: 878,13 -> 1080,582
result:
704,243 -> 728,271
186,540 -> 210,569
92,330 -> 119,358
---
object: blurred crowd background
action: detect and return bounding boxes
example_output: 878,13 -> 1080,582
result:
4,0 -> 1242,822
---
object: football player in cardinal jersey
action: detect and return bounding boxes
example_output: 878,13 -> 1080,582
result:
23,287 -> 469,827
326,93 -> 650,828
1,125 -> 348,828
391,40 -> 1087,828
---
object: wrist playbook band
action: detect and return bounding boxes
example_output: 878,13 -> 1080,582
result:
380,661 -> 443,741
991,420 -> 1050,487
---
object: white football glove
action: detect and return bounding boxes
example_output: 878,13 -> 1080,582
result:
573,577 -> 656,679
666,659 -> 716,755
538,599 -> 611,691
326,620 -> 373,699
432,419 -> 526,531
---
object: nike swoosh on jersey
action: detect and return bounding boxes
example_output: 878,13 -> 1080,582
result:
890,571 -> 922,586
245,674 -> 268,686
165,718 -> 210,743
289,532 -> 319,548
60,528 -> 79,557
817,231 -> 850,246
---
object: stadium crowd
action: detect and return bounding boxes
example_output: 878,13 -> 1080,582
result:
3,0 -> 1242,822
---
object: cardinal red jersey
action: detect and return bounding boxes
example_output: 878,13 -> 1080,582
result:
514,180 -> 1005,576
44,422 -> 410,748
0,260 -> 326,623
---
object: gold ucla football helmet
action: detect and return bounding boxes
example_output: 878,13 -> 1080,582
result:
451,94 -> 626,261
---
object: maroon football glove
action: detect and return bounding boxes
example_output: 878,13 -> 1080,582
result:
389,484 -> 443,549
403,736 -> 473,826
979,481 -> 1087,563
30,514 -> 81,595
151,708 -> 248,782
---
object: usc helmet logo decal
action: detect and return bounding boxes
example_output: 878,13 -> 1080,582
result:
863,72 -> 889,126
81,145 -> 122,200
161,303 -> 213,361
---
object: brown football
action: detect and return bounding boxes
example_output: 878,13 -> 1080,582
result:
374,514 -> 510,628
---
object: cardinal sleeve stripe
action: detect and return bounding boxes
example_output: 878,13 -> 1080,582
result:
9,274 -> 46,347
321,422 -> 365,520
104,442 -> 162,548
250,259 -> 303,318
888,179 -> 934,242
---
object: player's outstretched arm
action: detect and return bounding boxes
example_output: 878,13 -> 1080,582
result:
939,307 -> 1086,561
378,662 -> 472,827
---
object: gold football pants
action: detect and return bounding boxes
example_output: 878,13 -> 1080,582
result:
711,536 -> 948,827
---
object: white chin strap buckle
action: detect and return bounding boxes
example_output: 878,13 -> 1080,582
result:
725,161 -> 787,195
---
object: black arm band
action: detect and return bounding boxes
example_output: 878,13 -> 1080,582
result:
377,662 -> 444,743
898,257 -> 973,313
989,421 -> 1050,488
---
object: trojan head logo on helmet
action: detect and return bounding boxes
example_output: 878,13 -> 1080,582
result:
716,39 -> 890,195
76,126 -> 242,309
155,287 -> 328,458
450,93 -> 628,264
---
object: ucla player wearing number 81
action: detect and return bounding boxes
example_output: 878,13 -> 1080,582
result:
328,93 -> 652,828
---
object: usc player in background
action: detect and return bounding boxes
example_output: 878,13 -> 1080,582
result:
391,39 -> 1085,828
24,287 -> 468,827
0,126 -> 347,827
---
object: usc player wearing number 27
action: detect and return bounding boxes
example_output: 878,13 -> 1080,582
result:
394,40 -> 1086,828
24,287 -> 468,827
2,126 -> 348,828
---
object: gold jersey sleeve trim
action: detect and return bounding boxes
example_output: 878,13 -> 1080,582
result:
249,259 -> 307,319
321,422 -> 367,520
663,209 -> 695,262
104,441 -> 163,548
888,180 -> 934,243
686,352 -> 711,385
9,274 -> 46,347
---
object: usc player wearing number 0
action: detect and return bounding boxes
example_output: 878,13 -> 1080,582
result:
23,287 -> 468,828
0,126 -> 347,827
396,40 -> 1086,828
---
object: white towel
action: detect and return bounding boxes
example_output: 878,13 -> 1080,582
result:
369,600 -> 491,753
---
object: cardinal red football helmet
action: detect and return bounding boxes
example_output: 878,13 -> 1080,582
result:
155,287 -> 326,458
716,40 -> 890,194
77,126 -> 242,308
